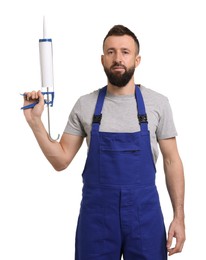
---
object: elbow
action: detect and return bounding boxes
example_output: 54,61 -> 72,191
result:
164,154 -> 183,168
52,165 -> 68,172
52,160 -> 71,172
54,166 -> 67,172
47,152 -> 74,172
164,158 -> 173,167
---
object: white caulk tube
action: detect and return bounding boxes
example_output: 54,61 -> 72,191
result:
39,17 -> 54,91
39,39 -> 54,90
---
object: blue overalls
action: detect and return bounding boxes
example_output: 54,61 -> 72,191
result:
75,85 -> 167,260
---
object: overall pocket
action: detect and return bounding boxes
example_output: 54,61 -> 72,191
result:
99,132 -> 141,185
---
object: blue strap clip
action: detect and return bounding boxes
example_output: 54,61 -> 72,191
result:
21,91 -> 55,110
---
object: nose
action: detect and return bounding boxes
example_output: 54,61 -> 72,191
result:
114,51 -> 123,63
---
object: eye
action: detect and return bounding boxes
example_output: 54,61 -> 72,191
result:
107,50 -> 114,55
122,50 -> 129,55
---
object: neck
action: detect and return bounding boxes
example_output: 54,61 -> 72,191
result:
107,82 -> 136,95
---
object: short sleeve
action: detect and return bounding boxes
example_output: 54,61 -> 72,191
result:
156,98 -> 178,140
64,98 -> 87,137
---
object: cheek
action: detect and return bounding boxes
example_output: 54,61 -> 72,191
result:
102,58 -> 113,68
125,59 -> 136,69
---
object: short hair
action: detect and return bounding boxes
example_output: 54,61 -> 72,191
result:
103,25 -> 140,54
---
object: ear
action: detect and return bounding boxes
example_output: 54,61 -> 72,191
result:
101,54 -> 104,66
135,55 -> 141,68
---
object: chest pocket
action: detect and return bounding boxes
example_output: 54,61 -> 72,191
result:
99,132 -> 141,185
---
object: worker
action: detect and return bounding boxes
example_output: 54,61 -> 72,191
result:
23,24 -> 185,259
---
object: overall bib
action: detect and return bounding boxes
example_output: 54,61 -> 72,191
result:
75,85 -> 167,260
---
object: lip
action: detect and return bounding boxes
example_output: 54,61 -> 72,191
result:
112,66 -> 125,72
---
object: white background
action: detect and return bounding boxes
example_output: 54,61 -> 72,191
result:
0,0 -> 205,259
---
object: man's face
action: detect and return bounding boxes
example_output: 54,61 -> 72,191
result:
101,35 -> 140,87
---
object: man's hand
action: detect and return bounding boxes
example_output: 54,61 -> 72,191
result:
23,90 -> 45,123
167,218 -> 186,256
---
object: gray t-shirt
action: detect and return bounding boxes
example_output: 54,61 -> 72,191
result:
64,85 -> 177,163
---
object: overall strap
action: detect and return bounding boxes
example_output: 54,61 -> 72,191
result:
92,86 -> 107,132
135,85 -> 148,132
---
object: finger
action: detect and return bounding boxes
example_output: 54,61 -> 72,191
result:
26,93 -> 32,101
23,91 -> 34,101
31,91 -> 38,100
173,237 -> 184,253
24,91 -> 40,101
23,92 -> 28,101
166,232 -> 173,251
37,90 -> 45,105
167,238 -> 184,256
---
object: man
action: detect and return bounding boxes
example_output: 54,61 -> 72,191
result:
23,25 -> 185,259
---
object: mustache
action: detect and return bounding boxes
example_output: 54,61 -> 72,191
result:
110,62 -> 127,70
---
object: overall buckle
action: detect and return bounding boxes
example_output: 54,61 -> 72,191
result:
93,114 -> 102,124
138,114 -> 148,124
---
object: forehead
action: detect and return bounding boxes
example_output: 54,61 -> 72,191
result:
103,35 -> 136,51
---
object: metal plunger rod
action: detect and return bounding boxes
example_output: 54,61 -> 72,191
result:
46,89 -> 60,142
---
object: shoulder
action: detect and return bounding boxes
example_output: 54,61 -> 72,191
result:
71,88 -> 101,122
77,89 -> 99,107
139,85 -> 175,126
139,85 -> 173,117
140,85 -> 169,105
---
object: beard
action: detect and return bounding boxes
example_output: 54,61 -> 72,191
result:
103,62 -> 135,87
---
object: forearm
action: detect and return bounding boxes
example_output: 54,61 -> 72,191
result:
164,155 -> 186,255
164,156 -> 185,220
159,138 -> 186,254
28,117 -> 68,171
23,91 -> 70,171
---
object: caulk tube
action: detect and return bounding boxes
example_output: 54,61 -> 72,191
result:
39,38 -> 54,91
21,39 -> 54,110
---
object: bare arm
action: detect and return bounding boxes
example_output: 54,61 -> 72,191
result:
158,137 -> 185,256
23,91 -> 84,171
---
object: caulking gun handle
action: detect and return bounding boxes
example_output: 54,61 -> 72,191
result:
21,101 -> 39,110
20,92 -> 54,110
